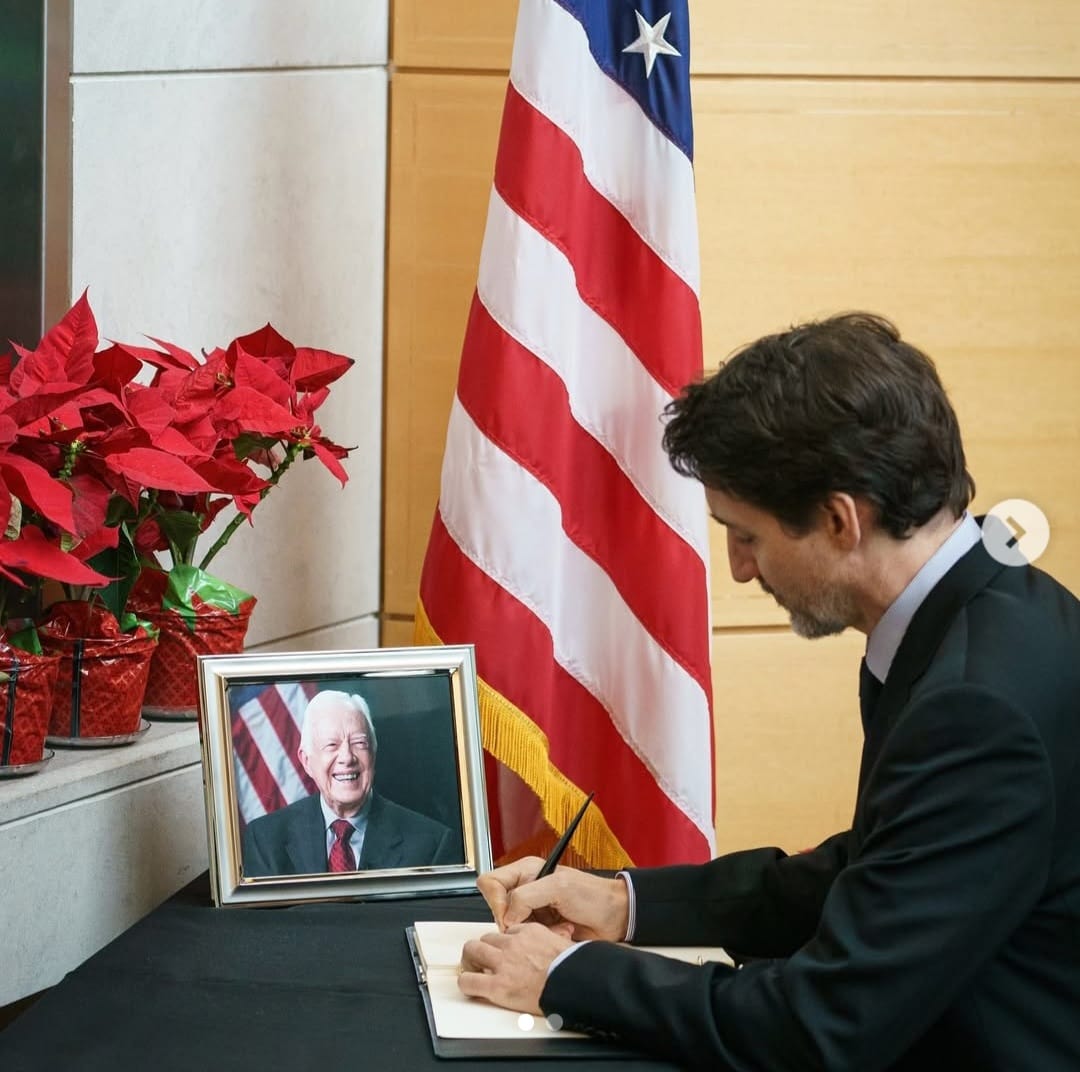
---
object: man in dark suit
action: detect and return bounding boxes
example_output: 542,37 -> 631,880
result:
242,690 -> 460,875
457,314 -> 1080,1070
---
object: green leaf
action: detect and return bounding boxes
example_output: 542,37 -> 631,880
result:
7,622 -> 43,654
156,509 -> 204,550
105,496 -> 139,526
232,432 -> 279,461
87,528 -> 141,621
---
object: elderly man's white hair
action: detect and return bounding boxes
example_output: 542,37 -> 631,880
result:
299,690 -> 377,754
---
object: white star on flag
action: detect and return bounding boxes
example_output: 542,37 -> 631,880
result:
621,10 -> 681,78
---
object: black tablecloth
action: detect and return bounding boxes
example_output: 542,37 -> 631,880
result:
0,873 -> 677,1071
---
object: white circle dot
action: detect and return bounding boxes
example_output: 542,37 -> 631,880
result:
517,1013 -> 535,1032
981,499 -> 1050,567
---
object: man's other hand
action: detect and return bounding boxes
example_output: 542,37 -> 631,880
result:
458,923 -> 571,1014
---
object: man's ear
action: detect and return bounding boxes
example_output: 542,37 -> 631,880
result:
820,492 -> 864,551
298,748 -> 312,778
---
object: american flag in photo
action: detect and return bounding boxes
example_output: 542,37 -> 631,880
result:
231,680 -> 318,827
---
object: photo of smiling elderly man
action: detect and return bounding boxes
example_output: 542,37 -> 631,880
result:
241,689 -> 462,877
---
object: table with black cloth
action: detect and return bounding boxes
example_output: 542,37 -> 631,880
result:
0,872 -> 677,1071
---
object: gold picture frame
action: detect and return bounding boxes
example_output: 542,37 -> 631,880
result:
197,645 -> 491,907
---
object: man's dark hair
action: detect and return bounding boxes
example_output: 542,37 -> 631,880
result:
662,312 -> 975,538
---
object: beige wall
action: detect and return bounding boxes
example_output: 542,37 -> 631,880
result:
72,0 -> 389,653
384,1 -> 1080,854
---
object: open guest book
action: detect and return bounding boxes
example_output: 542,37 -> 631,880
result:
406,920 -> 734,1059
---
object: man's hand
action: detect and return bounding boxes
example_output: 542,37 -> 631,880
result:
476,858 -> 630,941
457,923 -> 571,1014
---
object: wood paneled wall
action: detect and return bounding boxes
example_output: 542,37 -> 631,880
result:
384,1 -> 1080,854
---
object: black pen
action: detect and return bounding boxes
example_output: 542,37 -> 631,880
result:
535,792 -> 595,878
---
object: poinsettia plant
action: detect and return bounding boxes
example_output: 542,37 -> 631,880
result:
0,292 -> 354,644
1,299 -> 123,640
111,313 -> 353,584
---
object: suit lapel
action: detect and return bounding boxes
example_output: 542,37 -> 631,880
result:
357,794 -> 402,870
856,537 -> 1007,801
284,794 -> 330,874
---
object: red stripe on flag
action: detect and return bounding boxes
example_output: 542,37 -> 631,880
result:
459,293 -> 712,700
420,513 -> 709,865
494,85 -> 702,397
260,682 -> 318,795
231,709 -> 288,817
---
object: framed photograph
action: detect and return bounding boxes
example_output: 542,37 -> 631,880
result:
197,645 -> 492,907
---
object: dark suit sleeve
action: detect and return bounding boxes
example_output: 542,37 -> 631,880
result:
542,688 -> 1054,1071
629,829 -> 850,956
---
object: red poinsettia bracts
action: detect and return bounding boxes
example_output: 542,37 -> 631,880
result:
133,320 -> 354,569
0,292 -> 354,632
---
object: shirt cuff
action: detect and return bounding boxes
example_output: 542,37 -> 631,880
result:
616,870 -> 636,941
546,872 -> 637,977
548,942 -> 585,975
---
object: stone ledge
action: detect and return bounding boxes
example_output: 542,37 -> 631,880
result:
0,721 -> 209,1006
0,720 -> 202,827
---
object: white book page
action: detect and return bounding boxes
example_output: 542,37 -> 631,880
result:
425,971 -> 590,1040
413,920 -> 494,972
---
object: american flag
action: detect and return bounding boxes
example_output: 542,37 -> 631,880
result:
415,0 -> 714,868
231,680 -> 317,827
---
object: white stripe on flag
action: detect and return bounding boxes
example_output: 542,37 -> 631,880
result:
233,757 -> 266,824
476,187 -> 709,562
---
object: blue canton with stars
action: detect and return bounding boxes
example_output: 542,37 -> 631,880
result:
554,0 -> 694,161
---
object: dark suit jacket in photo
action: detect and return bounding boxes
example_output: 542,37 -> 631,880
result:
543,539 -> 1080,1071
241,791 -> 462,877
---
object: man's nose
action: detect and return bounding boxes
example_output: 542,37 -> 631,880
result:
727,533 -> 759,584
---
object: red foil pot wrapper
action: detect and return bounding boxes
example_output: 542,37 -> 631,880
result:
0,642 -> 61,766
139,602 -> 255,717
131,566 -> 256,719
39,602 -> 157,739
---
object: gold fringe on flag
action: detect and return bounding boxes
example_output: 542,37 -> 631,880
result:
414,599 -> 633,870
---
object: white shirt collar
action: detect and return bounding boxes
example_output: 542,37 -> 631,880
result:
864,512 -> 981,683
318,791 -> 372,832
